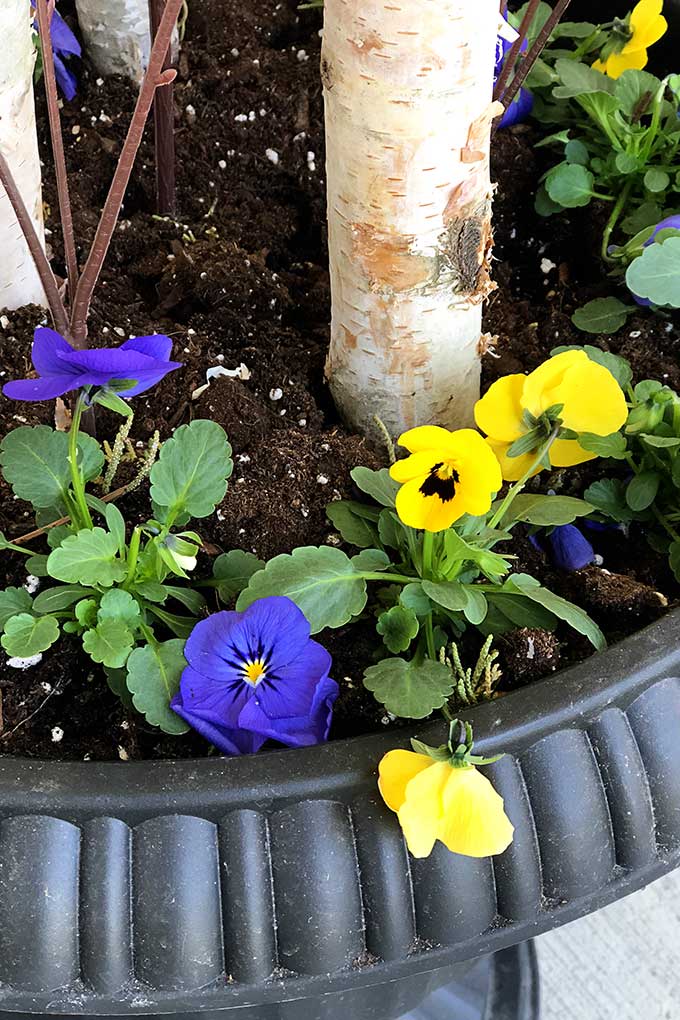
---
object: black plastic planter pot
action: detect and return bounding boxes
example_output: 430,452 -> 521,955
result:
0,610 -> 679,1020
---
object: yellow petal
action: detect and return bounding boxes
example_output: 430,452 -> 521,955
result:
630,0 -> 667,48
397,425 -> 462,456
553,360 -> 628,436
549,437 -> 597,468
378,749 -> 433,812
486,439 -> 543,482
602,47 -> 649,77
521,350 -> 589,418
448,432 -> 503,514
474,375 -> 526,442
395,477 -> 468,531
438,766 -> 514,858
398,760 -> 451,858
390,450 -> 441,484
592,58 -> 607,73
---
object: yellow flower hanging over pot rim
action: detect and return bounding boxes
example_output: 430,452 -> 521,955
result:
593,0 -> 667,78
474,349 -> 628,481
378,721 -> 514,859
389,426 -> 503,532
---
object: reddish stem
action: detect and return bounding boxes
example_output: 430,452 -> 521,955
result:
0,151 -> 69,336
500,0 -> 574,115
36,0 -> 80,331
149,0 -> 177,216
69,0 -> 183,345
493,0 -> 542,104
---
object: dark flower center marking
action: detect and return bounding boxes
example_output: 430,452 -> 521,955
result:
419,462 -> 460,503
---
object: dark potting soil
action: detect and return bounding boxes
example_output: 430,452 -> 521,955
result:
0,0 -> 677,760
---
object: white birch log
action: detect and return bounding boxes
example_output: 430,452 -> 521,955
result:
0,0 -> 46,310
74,0 -> 178,83
323,0 -> 501,439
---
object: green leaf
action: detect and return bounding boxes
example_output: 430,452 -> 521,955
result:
442,529 -> 511,582
26,554 -> 49,576
363,657 -> 454,719
213,549 -> 266,600
545,163 -> 595,208
644,169 -> 670,194
163,585 -> 207,615
553,59 -> 614,99
135,580 -> 169,603
506,574 -> 606,650
614,69 -> 660,117
483,591 -> 557,633
585,478 -> 634,522
578,432 -> 628,459
505,493 -> 595,526
75,598 -> 98,629
236,546 -> 367,633
1,613 -> 59,657
621,201 -> 663,236
0,426 -> 103,509
146,605 -> 197,639
126,639 -> 189,734
351,549 -> 391,572
0,588 -> 33,630
326,500 -> 380,549
626,472 -> 660,511
92,389 -> 134,417
150,420 -> 233,520
640,433 -> 680,449
98,589 -> 141,627
572,298 -> 632,335
378,510 -> 403,550
350,466 -> 399,508
535,184 -> 562,217
421,579 -> 468,612
82,619 -> 134,669
105,503 -> 126,555
626,239 -> 680,308
399,582 -> 432,617
565,139 -> 590,165
32,585 -> 89,615
462,587 -> 488,625
47,527 -> 127,587
376,605 -> 419,654
105,666 -> 135,710
615,152 -> 640,175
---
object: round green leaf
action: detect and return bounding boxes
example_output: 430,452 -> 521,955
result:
626,472 -> 660,511
0,426 -> 104,509
326,501 -> 379,549
644,168 -> 670,194
626,238 -> 680,308
421,580 -> 468,612
82,619 -> 134,669
571,298 -> 632,335
363,657 -> 454,719
1,613 -> 59,657
126,639 -> 189,734
150,420 -> 233,520
546,164 -> 595,209
376,605 -> 419,654
47,527 -> 127,587
32,585 -> 90,615
236,546 -> 368,633
350,467 -> 399,508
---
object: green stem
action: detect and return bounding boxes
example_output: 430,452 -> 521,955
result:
488,428 -> 560,531
1,540 -> 38,557
123,527 -> 142,588
601,179 -> 634,263
653,506 -> 680,544
362,571 -> 415,584
421,531 -> 435,580
68,393 -> 93,529
425,613 -> 436,660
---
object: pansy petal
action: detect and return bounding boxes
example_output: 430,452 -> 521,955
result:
602,48 -> 649,77
398,760 -> 450,858
397,425 -> 462,456
237,675 -> 338,747
117,363 -> 182,397
548,525 -> 595,571
259,640 -> 332,718
2,374 -> 79,401
54,55 -> 78,101
630,0 -> 667,47
50,9 -> 82,56
171,691 -> 264,755
474,375 -> 526,442
555,360 -> 627,435
378,749 -> 433,812
121,334 -> 173,362
549,437 -> 597,468
30,327 -> 76,375
521,349 -> 588,418
176,663 -> 252,723
486,439 -> 542,482
390,450 -> 440,484
438,766 -> 514,858
240,596 -> 311,671
395,476 -> 468,532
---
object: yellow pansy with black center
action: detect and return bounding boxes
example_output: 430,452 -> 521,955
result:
378,721 -> 514,859
474,350 -> 628,482
389,426 -> 503,533
593,0 -> 667,78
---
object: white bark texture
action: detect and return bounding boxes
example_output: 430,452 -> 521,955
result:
74,0 -> 155,82
323,0 -> 500,439
0,0 -> 46,310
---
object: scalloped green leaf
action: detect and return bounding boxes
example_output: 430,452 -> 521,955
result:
350,467 -> 399,508
376,605 -> 419,654
213,549 -> 266,600
0,426 -> 104,509
363,657 -> 454,719
98,589 -> 141,627
236,546 -> 367,633
82,619 -> 134,669
572,298 -> 632,335
0,588 -> 33,630
126,639 -> 189,734
150,420 -> 233,521
326,500 -> 380,549
545,164 -> 595,209
626,238 -> 680,308
1,613 -> 59,657
47,527 -> 127,587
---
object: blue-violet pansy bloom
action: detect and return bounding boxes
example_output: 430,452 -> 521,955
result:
171,596 -> 338,755
32,3 -> 81,101
530,523 -> 596,571
2,327 -> 182,402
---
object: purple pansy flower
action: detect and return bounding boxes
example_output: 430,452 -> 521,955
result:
171,597 -> 339,756
530,524 -> 596,571
630,215 -> 680,307
495,17 -> 534,129
33,3 -> 81,101
1,327 -> 182,402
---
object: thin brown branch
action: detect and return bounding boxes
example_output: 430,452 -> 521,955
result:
493,0 -> 542,103
11,482 -> 130,546
36,0 -> 80,323
69,0 -> 184,345
500,0 -> 573,115
0,152 -> 70,336
149,0 -> 177,216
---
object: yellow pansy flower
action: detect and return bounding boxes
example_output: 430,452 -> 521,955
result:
474,350 -> 628,481
593,0 -> 667,79
378,748 -> 514,859
389,426 -> 503,532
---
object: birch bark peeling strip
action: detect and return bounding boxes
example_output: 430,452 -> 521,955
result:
0,0 -> 46,310
75,0 -> 179,83
323,0 -> 501,440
